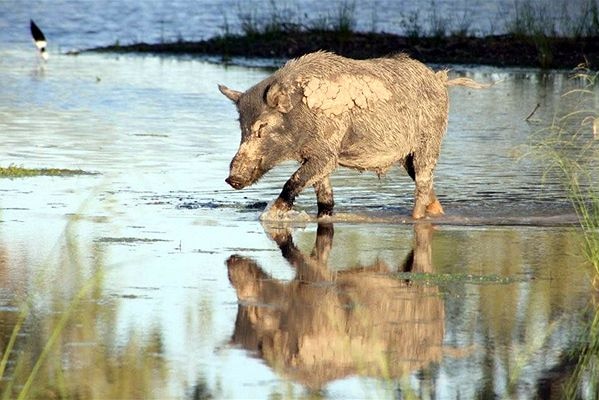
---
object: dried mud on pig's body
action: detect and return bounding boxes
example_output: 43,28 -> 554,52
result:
220,51 -> 487,219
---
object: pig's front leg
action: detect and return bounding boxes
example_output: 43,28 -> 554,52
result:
270,157 -> 337,215
314,177 -> 334,217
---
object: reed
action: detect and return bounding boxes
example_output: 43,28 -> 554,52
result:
565,310 -> 599,399
224,0 -> 357,37
531,67 -> 598,273
228,0 -> 599,39
529,65 -> 599,399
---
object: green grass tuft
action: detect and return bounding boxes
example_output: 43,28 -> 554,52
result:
530,65 -> 598,272
0,165 -> 96,178
395,271 -> 528,285
529,64 -> 599,399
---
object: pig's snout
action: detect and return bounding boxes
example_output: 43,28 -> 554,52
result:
226,150 -> 265,190
225,175 -> 246,190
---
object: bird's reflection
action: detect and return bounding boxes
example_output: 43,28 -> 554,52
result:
227,223 -> 444,391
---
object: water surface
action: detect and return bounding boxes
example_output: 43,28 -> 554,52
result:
0,45 -> 597,399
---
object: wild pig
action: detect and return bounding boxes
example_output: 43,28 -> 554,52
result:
219,51 -> 486,219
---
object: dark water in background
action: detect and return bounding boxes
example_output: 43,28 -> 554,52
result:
0,0 -> 596,51
0,1 -> 598,399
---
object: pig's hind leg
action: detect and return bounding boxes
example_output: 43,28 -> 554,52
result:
404,153 -> 444,219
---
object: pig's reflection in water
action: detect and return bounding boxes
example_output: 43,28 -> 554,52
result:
227,223 -> 444,390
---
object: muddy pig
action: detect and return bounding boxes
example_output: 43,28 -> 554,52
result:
219,51 -> 487,219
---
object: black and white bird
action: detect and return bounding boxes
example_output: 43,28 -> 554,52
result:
30,19 -> 48,60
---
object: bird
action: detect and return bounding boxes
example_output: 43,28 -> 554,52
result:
30,19 -> 48,60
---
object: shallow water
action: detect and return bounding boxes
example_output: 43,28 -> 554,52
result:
0,42 -> 598,400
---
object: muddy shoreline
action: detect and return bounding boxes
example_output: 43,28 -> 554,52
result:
85,31 -> 599,69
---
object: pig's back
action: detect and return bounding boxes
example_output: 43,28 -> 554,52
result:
349,55 -> 449,160
278,52 -> 449,172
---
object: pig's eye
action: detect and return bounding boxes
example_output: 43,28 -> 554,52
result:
252,120 -> 268,138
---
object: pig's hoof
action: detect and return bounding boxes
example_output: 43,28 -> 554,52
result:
412,204 -> 427,220
271,198 -> 292,213
426,200 -> 444,216
259,200 -> 311,222
412,212 -> 425,220
317,202 -> 334,218
317,209 -> 334,220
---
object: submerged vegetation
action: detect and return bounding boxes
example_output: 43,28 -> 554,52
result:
0,165 -> 95,178
87,0 -> 599,69
395,271 -> 528,285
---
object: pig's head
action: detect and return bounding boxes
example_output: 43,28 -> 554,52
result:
219,79 -> 299,189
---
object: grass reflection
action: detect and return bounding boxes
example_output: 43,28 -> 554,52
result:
0,219 -> 169,399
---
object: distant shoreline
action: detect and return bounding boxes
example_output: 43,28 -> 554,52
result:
83,31 -> 598,69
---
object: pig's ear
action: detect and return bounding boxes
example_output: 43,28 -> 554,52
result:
219,84 -> 242,103
265,83 -> 293,113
